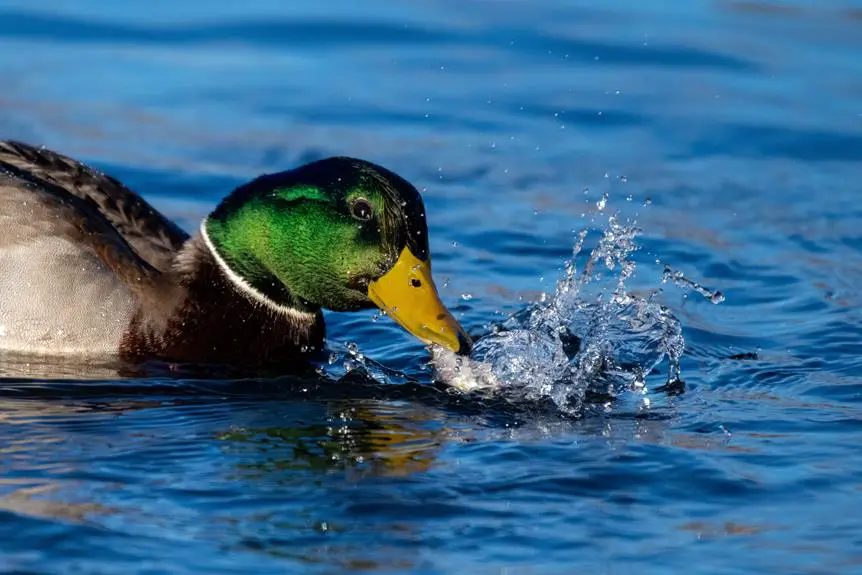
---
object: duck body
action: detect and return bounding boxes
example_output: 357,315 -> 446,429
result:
0,141 -> 469,367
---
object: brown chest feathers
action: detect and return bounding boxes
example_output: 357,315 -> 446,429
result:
119,236 -> 326,366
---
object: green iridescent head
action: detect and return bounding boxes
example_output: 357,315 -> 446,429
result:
203,157 -> 471,354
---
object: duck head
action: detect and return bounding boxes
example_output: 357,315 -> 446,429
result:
203,157 -> 472,355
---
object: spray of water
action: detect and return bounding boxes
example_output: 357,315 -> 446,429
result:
430,206 -> 688,415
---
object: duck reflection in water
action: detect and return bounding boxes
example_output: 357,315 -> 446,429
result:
216,398 -> 449,479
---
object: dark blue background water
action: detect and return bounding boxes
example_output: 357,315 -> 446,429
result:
1,1 -> 861,573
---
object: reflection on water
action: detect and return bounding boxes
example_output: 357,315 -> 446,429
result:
218,401 -> 448,478
0,351 -> 130,380
0,481 -> 115,524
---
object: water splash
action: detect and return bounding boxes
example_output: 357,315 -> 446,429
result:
661,264 -> 725,304
431,207 -> 686,416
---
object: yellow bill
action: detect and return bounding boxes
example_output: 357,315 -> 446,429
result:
368,246 -> 472,355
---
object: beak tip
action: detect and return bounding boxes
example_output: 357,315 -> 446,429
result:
455,331 -> 473,356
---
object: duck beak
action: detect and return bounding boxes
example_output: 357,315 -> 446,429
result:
368,246 -> 473,355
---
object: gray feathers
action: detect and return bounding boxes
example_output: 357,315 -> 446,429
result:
0,141 -> 188,273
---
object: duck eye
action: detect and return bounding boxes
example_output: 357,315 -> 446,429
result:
351,198 -> 373,221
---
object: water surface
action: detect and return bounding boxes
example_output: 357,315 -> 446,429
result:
0,0 -> 861,573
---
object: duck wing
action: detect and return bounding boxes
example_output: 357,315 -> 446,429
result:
0,163 -> 169,355
0,140 -> 189,273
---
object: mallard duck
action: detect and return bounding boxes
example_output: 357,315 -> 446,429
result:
0,141 -> 471,366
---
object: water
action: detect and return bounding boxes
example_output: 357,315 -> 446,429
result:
431,206 -> 689,416
0,0 -> 861,573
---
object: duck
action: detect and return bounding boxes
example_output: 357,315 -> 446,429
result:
0,140 -> 472,366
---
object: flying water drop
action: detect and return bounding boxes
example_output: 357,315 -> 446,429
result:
661,265 -> 725,304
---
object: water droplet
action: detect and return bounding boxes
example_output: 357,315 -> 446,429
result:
662,264 -> 724,304
461,293 -> 473,301
596,192 -> 608,211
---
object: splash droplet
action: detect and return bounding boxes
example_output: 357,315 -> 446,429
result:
596,192 -> 608,211
662,264 -> 725,304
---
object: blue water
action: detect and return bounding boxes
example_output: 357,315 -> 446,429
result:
1,0 -> 861,573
